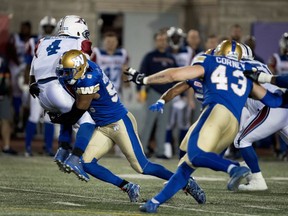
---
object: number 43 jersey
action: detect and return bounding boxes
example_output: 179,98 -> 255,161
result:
30,36 -> 92,81
193,54 -> 254,122
74,60 -> 128,127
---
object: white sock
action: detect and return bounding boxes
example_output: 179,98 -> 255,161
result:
151,198 -> 160,204
227,164 -> 237,174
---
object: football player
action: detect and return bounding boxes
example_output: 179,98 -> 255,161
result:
165,27 -> 194,158
49,49 -> 206,205
233,43 -> 288,191
24,16 -> 57,157
91,31 -> 129,96
124,40 -> 288,213
29,15 -> 95,181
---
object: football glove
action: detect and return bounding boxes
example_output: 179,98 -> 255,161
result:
149,99 -> 165,114
29,82 -> 40,98
124,67 -> 146,85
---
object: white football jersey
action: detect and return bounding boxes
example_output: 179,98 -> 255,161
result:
91,47 -> 128,92
171,46 -> 193,67
30,36 -> 91,81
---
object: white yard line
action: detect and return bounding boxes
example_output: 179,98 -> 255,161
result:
244,205 -> 279,210
53,201 -> 85,207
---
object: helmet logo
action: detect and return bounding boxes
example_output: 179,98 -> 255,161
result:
76,18 -> 86,25
71,54 -> 85,67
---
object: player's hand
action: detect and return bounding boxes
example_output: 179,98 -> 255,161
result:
29,82 -> 40,98
149,99 -> 165,114
123,67 -> 146,85
47,112 -> 62,124
243,67 -> 260,83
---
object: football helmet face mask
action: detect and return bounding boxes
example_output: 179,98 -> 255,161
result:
279,32 -> 288,55
40,16 -> 57,36
214,40 -> 242,61
239,43 -> 254,60
167,27 -> 185,50
56,49 -> 88,85
58,15 -> 90,40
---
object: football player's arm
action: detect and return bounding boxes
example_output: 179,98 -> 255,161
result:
49,93 -> 95,125
161,81 -> 190,103
144,65 -> 205,85
250,82 -> 288,108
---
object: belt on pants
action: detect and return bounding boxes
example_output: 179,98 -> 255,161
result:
37,77 -> 58,84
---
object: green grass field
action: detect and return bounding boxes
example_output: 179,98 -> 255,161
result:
1,155 -> 288,216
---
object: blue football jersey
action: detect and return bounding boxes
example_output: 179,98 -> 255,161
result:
74,60 -> 127,127
193,54 -> 254,122
186,79 -> 204,102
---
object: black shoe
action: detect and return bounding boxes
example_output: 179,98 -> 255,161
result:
2,148 -> 18,155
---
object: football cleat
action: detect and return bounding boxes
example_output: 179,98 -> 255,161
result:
184,177 -> 206,204
54,147 -> 70,171
122,183 -> 141,202
227,166 -> 251,191
139,199 -> 159,213
64,154 -> 90,182
238,172 -> 268,191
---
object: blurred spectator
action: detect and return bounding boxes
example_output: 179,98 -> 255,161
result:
186,29 -> 202,57
138,31 -> 177,158
166,27 -> 193,158
244,35 -> 264,63
268,32 -> 288,75
24,16 -> 57,157
229,24 -> 242,43
7,21 -> 32,135
0,54 -> 17,155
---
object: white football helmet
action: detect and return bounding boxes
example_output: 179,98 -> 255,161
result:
167,27 -> 185,50
239,43 -> 254,60
279,32 -> 288,55
39,16 -> 57,36
58,15 -> 90,39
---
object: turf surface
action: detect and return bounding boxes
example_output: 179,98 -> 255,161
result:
1,155 -> 288,216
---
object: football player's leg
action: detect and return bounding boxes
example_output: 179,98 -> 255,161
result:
43,112 -> 55,156
235,107 -> 287,190
82,129 -> 140,202
25,96 -> 42,156
186,104 -> 249,191
116,112 -> 174,180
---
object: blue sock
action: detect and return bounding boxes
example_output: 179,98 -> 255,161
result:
154,162 -> 194,204
83,159 -> 124,187
240,146 -> 260,173
74,123 -> 95,152
58,124 -> 72,144
143,161 -> 174,180
165,129 -> 173,143
25,121 -> 36,153
44,123 -> 54,153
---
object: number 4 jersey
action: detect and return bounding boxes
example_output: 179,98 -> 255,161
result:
30,36 -> 92,81
71,60 -> 128,127
193,54 -> 254,122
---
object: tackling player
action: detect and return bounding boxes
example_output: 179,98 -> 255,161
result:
124,40 -> 288,213
49,49 -> 206,205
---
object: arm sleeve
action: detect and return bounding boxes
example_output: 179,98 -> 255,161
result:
260,90 -> 288,108
275,75 -> 288,88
